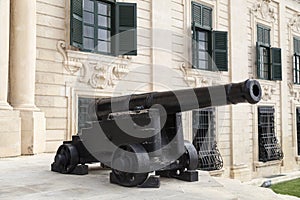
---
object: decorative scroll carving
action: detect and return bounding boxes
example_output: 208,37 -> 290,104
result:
180,63 -> 213,87
262,84 -> 276,101
251,0 -> 276,23
89,64 -> 129,89
288,82 -> 300,102
57,41 -> 82,74
57,40 -> 130,89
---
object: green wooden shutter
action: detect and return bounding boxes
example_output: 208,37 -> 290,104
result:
257,26 -> 264,43
257,25 -> 270,46
264,28 -> 270,46
192,2 -> 212,30
202,6 -> 212,30
294,54 -> 298,84
256,42 -> 262,79
71,0 -> 83,48
294,38 -> 300,55
192,22 -> 198,68
192,2 -> 202,28
115,3 -> 137,56
212,31 -> 228,71
271,47 -> 282,80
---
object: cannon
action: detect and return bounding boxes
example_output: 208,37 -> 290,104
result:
51,79 -> 262,188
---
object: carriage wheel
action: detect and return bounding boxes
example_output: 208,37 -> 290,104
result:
53,144 -> 79,174
111,144 -> 149,187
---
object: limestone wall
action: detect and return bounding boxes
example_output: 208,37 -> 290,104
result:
33,0 -> 300,181
36,0 -> 68,152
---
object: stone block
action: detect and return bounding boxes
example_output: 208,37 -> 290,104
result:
230,165 -> 251,182
45,140 -> 62,153
0,110 -> 21,157
20,111 -> 46,155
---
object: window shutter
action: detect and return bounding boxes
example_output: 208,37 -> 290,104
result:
256,42 -> 262,79
257,25 -> 270,46
294,54 -> 298,84
70,0 -> 83,48
115,3 -> 137,56
202,7 -> 212,30
212,31 -> 228,71
297,107 -> 300,120
257,27 -> 264,43
271,47 -> 282,80
192,2 -> 212,30
294,38 -> 300,55
192,22 -> 198,68
192,2 -> 202,28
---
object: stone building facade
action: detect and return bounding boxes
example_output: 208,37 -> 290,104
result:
1,0 -> 300,181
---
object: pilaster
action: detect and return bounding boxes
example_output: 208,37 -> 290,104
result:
0,0 -> 12,110
10,0 -> 46,155
151,0 -> 173,90
0,0 -> 21,157
229,0 -> 251,181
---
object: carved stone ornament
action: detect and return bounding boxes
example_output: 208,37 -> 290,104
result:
289,14 -> 300,32
180,63 -> 213,87
57,41 -> 82,74
288,82 -> 300,102
57,40 -> 130,89
251,0 -> 276,23
288,14 -> 300,40
262,84 -> 276,101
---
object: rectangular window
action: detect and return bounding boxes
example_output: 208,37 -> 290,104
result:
258,107 -> 283,162
78,97 -> 95,134
297,108 -> 300,155
71,0 -> 137,56
293,37 -> 300,84
256,25 -> 282,80
192,108 -> 223,171
192,2 -> 228,72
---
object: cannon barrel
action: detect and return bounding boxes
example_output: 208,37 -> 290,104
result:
93,79 -> 261,118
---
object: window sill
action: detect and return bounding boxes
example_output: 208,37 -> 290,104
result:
254,160 -> 282,169
181,64 -> 227,87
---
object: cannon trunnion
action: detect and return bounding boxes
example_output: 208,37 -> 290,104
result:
51,80 -> 262,188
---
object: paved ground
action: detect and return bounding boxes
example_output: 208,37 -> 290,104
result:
0,154 -> 299,200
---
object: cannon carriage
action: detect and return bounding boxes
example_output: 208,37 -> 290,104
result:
51,79 -> 262,188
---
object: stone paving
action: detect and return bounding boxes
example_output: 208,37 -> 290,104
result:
0,154 -> 299,200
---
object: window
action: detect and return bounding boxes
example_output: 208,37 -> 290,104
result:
258,107 -> 283,162
297,108 -> 300,155
192,108 -> 223,171
256,25 -> 282,80
293,37 -> 300,84
191,2 -> 228,71
71,0 -> 137,56
78,97 -> 95,134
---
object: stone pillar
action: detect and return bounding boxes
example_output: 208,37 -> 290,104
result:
10,0 -> 46,155
0,0 -> 21,157
0,0 -> 12,110
228,0 -> 251,181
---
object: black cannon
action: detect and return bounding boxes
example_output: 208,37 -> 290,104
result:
51,79 -> 262,188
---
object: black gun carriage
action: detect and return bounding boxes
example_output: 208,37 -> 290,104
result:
51,79 -> 262,188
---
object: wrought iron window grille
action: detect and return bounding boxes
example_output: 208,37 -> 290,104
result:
192,108 -> 223,171
258,107 -> 283,162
